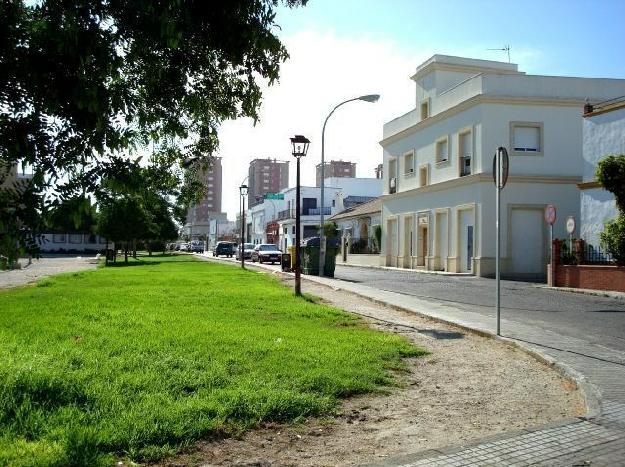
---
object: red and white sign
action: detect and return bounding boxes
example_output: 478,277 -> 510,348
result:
544,204 -> 557,225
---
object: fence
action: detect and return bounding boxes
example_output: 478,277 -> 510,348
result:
558,239 -> 614,265
549,239 -> 624,292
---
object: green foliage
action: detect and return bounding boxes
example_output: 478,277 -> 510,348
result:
0,0 -> 306,255
0,255 -> 423,464
600,214 -> 625,265
319,221 -> 339,238
46,196 -> 98,233
596,154 -> 625,212
373,224 -> 382,252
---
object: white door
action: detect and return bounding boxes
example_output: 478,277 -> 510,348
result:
436,212 -> 448,271
459,209 -> 474,273
510,209 -> 543,274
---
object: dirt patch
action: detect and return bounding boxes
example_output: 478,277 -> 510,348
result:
155,279 -> 584,466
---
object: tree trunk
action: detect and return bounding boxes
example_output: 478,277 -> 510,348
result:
124,242 -> 128,263
133,239 -> 137,259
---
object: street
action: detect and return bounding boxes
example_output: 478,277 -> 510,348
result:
334,265 -> 625,356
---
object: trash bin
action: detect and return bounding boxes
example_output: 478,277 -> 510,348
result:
300,240 -> 319,276
299,237 -> 340,276
281,253 -> 291,272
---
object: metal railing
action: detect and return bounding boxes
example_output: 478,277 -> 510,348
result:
559,240 -> 614,265
307,207 -> 331,216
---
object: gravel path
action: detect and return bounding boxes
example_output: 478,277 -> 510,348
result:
0,256 -> 99,289
156,275 -> 583,467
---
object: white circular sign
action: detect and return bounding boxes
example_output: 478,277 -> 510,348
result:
566,216 -> 576,235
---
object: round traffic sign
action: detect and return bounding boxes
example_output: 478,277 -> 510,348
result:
544,204 -> 557,225
566,216 -> 576,235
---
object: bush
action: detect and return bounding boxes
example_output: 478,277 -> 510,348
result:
600,214 -> 625,265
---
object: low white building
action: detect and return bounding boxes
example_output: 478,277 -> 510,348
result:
380,54 -> 625,279
277,177 -> 382,252
39,232 -> 108,253
579,98 -> 625,248
208,214 -> 234,248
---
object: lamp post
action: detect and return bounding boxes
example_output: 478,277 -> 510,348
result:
290,134 -> 310,296
319,94 -> 380,276
239,183 -> 248,269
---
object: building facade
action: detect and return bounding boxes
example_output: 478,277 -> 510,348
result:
248,158 -> 289,207
316,160 -> 356,186
185,157 -> 223,238
380,54 -> 625,279
579,98 -> 625,248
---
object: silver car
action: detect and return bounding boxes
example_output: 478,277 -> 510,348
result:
251,244 -> 282,264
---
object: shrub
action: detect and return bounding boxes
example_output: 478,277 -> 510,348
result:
600,214 -> 625,265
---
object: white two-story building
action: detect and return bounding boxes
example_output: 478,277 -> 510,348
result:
380,55 -> 625,279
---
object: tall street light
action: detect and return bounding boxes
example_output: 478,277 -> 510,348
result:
291,134 -> 310,296
239,183 -> 248,269
319,94 -> 380,276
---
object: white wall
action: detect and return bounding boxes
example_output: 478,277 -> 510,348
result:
580,106 -> 625,245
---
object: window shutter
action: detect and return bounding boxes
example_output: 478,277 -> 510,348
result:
514,127 -> 540,151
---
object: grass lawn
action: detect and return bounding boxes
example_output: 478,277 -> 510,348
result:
0,255 -> 425,466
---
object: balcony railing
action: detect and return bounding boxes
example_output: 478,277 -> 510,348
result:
306,207 -> 331,216
277,207 -> 330,219
460,155 -> 471,176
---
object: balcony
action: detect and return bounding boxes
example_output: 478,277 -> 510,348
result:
460,155 -> 471,177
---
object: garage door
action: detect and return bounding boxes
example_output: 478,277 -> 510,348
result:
510,209 -> 544,275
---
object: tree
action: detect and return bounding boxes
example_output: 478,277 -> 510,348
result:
1,0 -> 307,254
597,154 -> 625,265
97,196 -> 155,262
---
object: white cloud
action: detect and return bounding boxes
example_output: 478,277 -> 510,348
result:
217,30 -> 425,219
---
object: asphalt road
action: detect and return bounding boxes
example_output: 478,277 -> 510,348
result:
333,265 -> 625,355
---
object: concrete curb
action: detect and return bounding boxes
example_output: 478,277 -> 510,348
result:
535,284 -> 625,300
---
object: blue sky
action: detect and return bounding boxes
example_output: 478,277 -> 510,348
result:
277,0 -> 625,78
219,0 -> 625,218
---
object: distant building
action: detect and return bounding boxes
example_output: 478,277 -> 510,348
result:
316,160 -> 356,186
248,158 -> 289,207
579,97 -> 625,248
184,157 -> 222,238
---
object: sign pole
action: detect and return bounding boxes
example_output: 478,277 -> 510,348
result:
492,146 -> 508,337
496,149 -> 501,336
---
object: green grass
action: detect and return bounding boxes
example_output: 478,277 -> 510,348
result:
0,255 -> 425,466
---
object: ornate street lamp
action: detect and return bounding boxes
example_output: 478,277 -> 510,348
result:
290,135 -> 310,296
319,94 -> 380,276
239,183 -> 248,269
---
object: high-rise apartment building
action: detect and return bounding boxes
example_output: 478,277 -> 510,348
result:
248,158 -> 289,206
316,160 -> 356,186
185,157 -> 222,238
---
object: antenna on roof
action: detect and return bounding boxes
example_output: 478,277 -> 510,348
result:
487,45 -> 511,63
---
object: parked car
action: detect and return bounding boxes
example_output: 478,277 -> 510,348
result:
251,244 -> 282,264
178,242 -> 189,252
236,243 -> 256,260
189,241 -> 204,253
213,241 -> 235,257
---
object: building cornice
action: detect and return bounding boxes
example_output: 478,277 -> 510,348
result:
382,174 -> 582,201
381,95 -> 586,147
577,180 -> 603,190
411,63 -> 520,81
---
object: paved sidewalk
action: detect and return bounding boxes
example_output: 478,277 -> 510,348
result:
199,255 -> 625,466
0,256 -> 98,289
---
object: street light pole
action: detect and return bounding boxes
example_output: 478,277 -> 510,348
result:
319,94 -> 380,276
239,183 -> 248,269
291,135 -> 310,296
